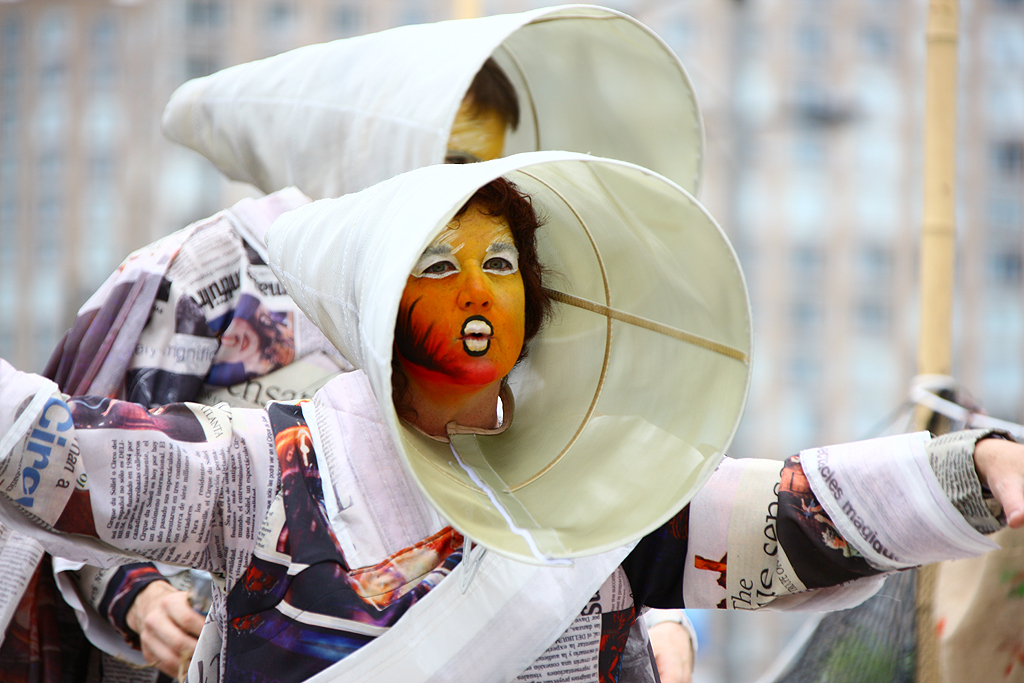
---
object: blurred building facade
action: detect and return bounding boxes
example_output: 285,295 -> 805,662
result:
0,1 -> 1021,682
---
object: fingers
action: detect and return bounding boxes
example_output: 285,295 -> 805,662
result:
647,621 -> 694,683
993,477 -> 1024,529
129,582 -> 204,677
974,438 -> 1024,529
165,589 -> 207,637
140,627 -> 189,678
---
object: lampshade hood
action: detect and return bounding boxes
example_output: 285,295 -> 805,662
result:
266,151 -> 750,564
162,5 -> 705,199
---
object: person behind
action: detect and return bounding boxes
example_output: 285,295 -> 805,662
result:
1,161 -> 1022,683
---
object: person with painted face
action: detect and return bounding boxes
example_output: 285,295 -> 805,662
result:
3,157 -> 1024,683
30,4 -> 712,678
392,179 -> 545,435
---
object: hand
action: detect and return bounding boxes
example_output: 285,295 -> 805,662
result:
974,437 -> 1024,528
647,620 -> 694,683
126,581 -> 206,678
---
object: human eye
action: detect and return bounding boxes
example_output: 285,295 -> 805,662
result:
413,251 -> 460,278
483,257 -> 514,272
424,260 -> 456,275
484,243 -> 519,274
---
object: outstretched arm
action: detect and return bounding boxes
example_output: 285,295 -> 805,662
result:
624,429 -> 1019,617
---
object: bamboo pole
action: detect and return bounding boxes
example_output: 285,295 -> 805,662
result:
914,1 -> 960,682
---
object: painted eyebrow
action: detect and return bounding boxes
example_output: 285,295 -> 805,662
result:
421,244 -> 454,258
486,242 -> 519,257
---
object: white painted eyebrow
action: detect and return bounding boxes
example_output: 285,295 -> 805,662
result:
487,242 -> 518,256
422,244 -> 454,257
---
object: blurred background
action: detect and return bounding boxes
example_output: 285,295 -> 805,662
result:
0,0 -> 1021,681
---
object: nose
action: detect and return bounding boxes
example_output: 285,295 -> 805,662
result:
457,266 -> 492,311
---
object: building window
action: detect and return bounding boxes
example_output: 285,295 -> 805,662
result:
859,25 -> 892,59
0,199 -> 16,264
992,140 -> 1024,178
792,131 -> 826,166
89,153 -> 116,183
90,16 -> 118,88
796,24 -> 828,58
791,299 -> 822,332
399,4 -> 428,26
265,2 -> 295,30
791,245 -> 824,280
1,15 -> 21,49
37,12 -> 69,60
663,15 -> 695,54
35,196 -> 62,261
331,4 -> 363,36
988,197 -> 1024,233
857,245 -> 891,284
788,354 -> 821,386
989,250 -> 1023,286
186,55 -> 218,80
37,152 -> 63,186
984,22 -> 1024,66
187,0 -> 224,28
856,300 -> 890,334
40,62 -> 67,91
794,81 -> 853,128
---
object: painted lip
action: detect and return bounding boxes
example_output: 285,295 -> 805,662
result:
460,315 -> 493,357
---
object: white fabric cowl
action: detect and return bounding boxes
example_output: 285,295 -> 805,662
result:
266,151 -> 751,564
162,5 -> 705,200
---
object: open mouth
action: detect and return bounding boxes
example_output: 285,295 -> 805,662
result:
460,315 -> 493,356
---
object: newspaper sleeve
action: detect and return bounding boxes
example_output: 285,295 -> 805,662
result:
721,458 -> 810,610
80,404 -> 276,583
684,457 -> 885,613
0,367 -> 79,528
0,361 -> 136,568
684,458 -> 811,610
2,361 -> 278,582
801,432 -> 999,571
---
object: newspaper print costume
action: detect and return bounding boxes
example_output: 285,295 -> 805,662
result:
0,155 -> 1009,683
1,7 -> 711,678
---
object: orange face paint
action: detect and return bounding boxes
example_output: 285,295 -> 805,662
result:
446,95 -> 507,164
396,203 -> 525,393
